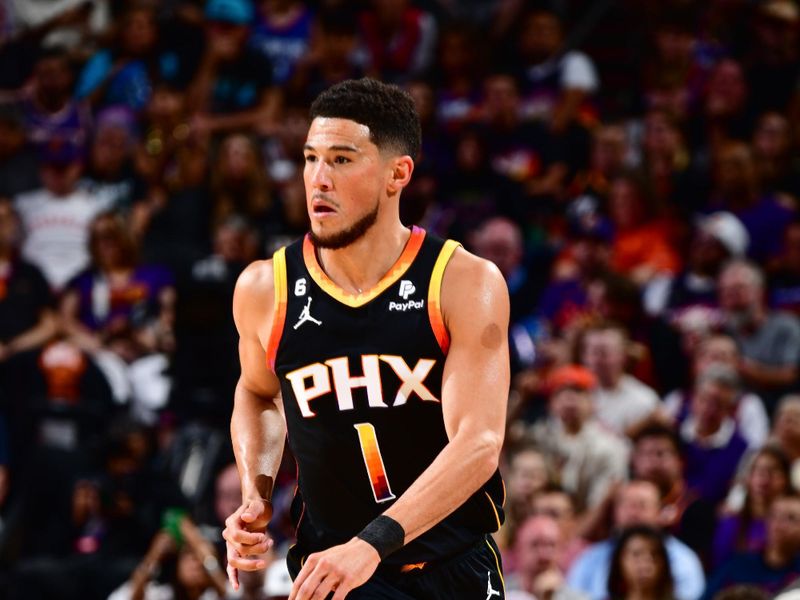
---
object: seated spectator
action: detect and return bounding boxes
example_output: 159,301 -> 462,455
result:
566,481 -> 705,600
523,365 -> 629,512
514,8 -> 599,133
500,446 -> 550,558
714,446 -> 792,569
663,334 -> 769,450
60,212 -> 175,421
608,171 -> 682,288
607,526 -> 675,600
14,137 -> 116,290
507,515 -> 588,600
719,259 -> 800,413
210,133 -> 274,229
703,493 -> 800,599
532,486 -> 589,571
287,7 -> 366,107
249,0 -> 314,85
17,46 -> 90,148
752,111 -> 800,200
630,424 -> 716,562
769,220 -> 800,317
357,0 -> 437,83
706,142 -> 796,264
74,3 -> 161,111
432,24 -> 484,133
83,107 -> 146,211
679,364 -> 749,506
580,323 -> 660,437
771,395 -> 800,491
655,211 -> 748,317
186,0 -> 281,136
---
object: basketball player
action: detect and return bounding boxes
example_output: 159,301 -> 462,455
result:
223,78 -> 510,599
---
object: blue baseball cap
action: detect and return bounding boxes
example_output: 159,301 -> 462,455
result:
205,0 -> 254,24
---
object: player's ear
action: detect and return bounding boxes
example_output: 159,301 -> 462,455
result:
387,155 -> 414,193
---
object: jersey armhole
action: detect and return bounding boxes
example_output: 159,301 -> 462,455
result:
266,247 -> 288,371
427,240 -> 461,355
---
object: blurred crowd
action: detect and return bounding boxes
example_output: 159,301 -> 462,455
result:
2,0 -> 800,598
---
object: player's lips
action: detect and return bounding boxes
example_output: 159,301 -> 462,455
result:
312,199 -> 337,217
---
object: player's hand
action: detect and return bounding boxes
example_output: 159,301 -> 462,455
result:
222,498 -> 273,590
290,537 -> 380,600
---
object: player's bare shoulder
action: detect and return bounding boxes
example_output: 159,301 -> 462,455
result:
440,247 -> 509,332
233,259 -> 276,340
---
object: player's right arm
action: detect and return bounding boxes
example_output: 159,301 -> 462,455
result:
224,259 -> 286,590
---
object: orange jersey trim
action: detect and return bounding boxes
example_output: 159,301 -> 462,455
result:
266,247 -> 288,371
427,240 -> 461,355
302,226 -> 426,308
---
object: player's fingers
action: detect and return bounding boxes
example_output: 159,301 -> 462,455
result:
227,553 -> 268,572
331,583 -> 353,600
223,525 -> 268,546
225,538 -> 272,557
240,499 -> 266,523
309,574 -> 339,600
289,556 -> 316,600
226,562 -> 239,591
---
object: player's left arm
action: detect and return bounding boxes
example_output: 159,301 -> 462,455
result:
290,249 -> 510,600
382,248 -> 509,539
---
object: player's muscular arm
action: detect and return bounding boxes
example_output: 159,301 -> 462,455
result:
382,248 -> 510,541
225,260 -> 287,589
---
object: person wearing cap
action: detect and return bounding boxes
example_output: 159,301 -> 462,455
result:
651,211 -> 749,317
185,0 -> 280,136
718,259 -> 800,413
521,365 -> 629,512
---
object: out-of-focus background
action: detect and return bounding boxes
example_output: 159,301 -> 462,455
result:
2,0 -> 800,598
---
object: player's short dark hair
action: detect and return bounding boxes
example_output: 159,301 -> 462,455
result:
309,78 -> 421,160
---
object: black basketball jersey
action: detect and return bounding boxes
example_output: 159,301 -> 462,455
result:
267,226 -> 505,565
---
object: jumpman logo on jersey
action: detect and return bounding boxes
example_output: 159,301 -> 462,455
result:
293,297 -> 322,330
486,571 -> 500,600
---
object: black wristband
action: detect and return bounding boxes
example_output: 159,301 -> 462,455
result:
356,515 -> 405,560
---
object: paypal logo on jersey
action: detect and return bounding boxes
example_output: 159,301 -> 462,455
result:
389,299 -> 424,311
398,280 -> 416,299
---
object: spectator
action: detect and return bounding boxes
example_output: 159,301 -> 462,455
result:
532,486 -> 589,571
772,395 -> 800,490
751,111 -> 800,200
74,3 -> 161,111
186,0 -> 281,135
59,212 -> 175,421
663,334 -> 769,450
522,365 -> 629,512
514,8 -> 599,133
500,446 -> 550,556
703,493 -> 800,599
432,24 -> 484,132
769,220 -> 800,317
357,0 -> 437,83
707,142 -> 796,263
719,259 -> 800,412
679,364 -> 749,506
656,211 -> 748,317
630,424 -> 716,562
580,323 -> 660,437
714,446 -> 792,569
607,525 -> 675,600
14,137 -> 115,290
507,515 -> 588,600
566,481 -> 705,600
608,171 -> 681,288
249,0 -> 314,85
17,45 -> 91,148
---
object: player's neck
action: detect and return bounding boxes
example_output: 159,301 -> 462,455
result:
316,221 -> 411,295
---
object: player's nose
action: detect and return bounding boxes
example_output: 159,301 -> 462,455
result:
309,161 -> 333,190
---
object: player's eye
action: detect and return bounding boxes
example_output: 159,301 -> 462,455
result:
304,154 -> 317,163
334,156 -> 350,164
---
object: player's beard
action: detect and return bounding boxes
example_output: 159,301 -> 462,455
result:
309,200 -> 380,250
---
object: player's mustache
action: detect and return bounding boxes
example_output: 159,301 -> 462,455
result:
312,194 -> 338,207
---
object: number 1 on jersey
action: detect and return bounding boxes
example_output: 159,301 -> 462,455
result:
354,423 -> 396,503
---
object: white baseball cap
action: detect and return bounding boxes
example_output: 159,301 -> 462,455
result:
698,211 -> 750,257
